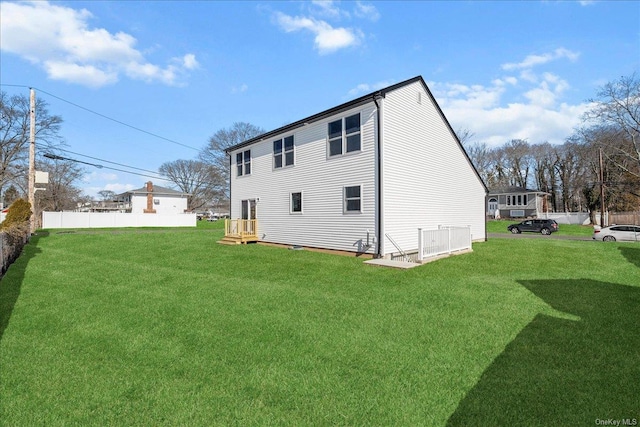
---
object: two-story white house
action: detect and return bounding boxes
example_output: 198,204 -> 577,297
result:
115,182 -> 189,215
225,76 -> 487,258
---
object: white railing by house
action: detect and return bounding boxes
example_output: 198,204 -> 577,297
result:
418,226 -> 472,262
384,233 -> 413,263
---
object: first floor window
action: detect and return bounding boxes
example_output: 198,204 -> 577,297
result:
291,192 -> 302,213
344,185 -> 362,213
237,150 -> 251,176
507,194 -> 528,206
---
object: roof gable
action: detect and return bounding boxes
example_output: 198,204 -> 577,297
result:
226,75 -> 488,194
225,76 -> 426,154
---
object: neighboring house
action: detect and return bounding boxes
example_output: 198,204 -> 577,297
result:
225,76 -> 487,258
115,182 -> 189,214
488,187 -> 549,218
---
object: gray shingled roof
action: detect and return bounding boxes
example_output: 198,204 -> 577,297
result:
124,185 -> 189,196
489,186 -> 548,195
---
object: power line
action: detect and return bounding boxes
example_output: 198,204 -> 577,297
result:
44,152 -> 170,182
0,83 -> 200,152
58,148 -> 162,175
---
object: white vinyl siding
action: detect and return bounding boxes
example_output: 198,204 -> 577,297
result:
229,105 -> 376,253
381,82 -> 486,256
228,78 -> 487,257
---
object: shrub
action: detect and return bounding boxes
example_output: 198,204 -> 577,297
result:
1,198 -> 32,230
0,199 -> 31,276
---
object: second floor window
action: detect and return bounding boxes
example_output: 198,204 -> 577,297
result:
274,136 -> 294,168
236,150 -> 251,176
328,113 -> 361,157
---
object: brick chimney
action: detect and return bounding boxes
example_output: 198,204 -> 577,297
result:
143,181 -> 156,214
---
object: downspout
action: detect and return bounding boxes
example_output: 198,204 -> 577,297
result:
373,93 -> 384,258
228,153 -> 232,219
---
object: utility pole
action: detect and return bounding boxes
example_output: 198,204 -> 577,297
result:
29,88 -> 36,234
599,148 -> 606,228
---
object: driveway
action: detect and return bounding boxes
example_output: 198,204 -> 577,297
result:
488,233 -> 592,241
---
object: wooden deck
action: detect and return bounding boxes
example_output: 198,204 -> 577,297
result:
218,219 -> 259,245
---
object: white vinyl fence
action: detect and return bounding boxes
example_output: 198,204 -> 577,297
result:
42,212 -> 196,229
539,212 -> 592,225
418,226 -> 472,262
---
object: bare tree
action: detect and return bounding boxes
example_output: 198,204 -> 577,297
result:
98,190 -> 116,201
583,73 -> 640,176
530,142 -> 559,210
502,139 -> 533,188
159,159 -> 223,211
455,128 -> 475,146
35,157 -> 85,213
0,91 -> 63,198
463,142 -> 493,186
199,122 -> 265,198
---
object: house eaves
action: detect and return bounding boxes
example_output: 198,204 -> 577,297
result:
225,75 -> 489,194
225,76 -> 427,155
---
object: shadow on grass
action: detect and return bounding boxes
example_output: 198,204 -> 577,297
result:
448,279 -> 640,426
619,246 -> 640,268
0,232 -> 45,344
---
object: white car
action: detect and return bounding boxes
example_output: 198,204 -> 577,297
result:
592,224 -> 640,242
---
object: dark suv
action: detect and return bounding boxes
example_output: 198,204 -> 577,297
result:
507,219 -> 558,235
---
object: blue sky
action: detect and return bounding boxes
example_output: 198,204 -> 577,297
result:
1,0 -> 638,197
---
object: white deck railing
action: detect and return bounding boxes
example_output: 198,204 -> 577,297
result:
418,226 -> 472,261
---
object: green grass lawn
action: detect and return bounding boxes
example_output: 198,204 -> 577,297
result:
1,226 -> 638,426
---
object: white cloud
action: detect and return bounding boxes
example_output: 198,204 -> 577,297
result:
181,54 -> 199,70
430,73 -> 589,147
310,1 -> 346,19
354,1 -> 380,22
104,183 -> 137,193
348,80 -> 395,96
0,1 -> 198,88
274,11 -> 361,54
231,84 -> 249,94
501,48 -> 580,71
82,171 -> 119,183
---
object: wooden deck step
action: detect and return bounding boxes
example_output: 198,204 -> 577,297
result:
217,235 -> 259,245
217,236 -> 243,245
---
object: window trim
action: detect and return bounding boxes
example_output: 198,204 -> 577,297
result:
327,113 -> 362,158
274,135 -> 295,169
236,150 -> 251,177
290,191 -> 303,214
507,194 -> 528,206
343,184 -> 363,214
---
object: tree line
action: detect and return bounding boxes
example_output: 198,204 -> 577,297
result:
1,73 -> 638,216
463,73 -> 639,216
